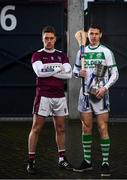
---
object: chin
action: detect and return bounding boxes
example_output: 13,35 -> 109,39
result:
46,47 -> 52,50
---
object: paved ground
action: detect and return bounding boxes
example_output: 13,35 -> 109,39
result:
0,119 -> 127,179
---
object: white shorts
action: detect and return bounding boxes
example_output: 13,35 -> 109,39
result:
33,96 -> 69,117
78,89 -> 110,115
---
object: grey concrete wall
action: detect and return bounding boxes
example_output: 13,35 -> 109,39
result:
67,0 -> 84,119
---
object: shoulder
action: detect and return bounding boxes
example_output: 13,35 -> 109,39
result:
55,49 -> 68,58
31,49 -> 44,63
32,48 -> 44,56
55,49 -> 65,55
32,48 -> 47,57
55,49 -> 62,53
99,45 -> 115,62
99,44 -> 113,54
35,48 -> 46,54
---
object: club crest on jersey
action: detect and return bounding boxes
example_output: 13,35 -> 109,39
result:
58,56 -> 62,62
96,52 -> 103,59
90,53 -> 95,59
51,56 -> 54,61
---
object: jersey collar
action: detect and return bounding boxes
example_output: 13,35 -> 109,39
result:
43,48 -> 55,53
88,43 -> 100,50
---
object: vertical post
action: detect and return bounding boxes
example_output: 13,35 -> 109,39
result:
67,0 -> 84,119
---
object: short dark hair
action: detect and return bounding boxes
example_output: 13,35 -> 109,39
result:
42,26 -> 56,36
88,24 -> 102,33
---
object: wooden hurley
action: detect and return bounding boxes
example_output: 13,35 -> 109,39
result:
75,30 -> 87,95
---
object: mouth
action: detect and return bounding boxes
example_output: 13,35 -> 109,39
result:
47,42 -> 52,45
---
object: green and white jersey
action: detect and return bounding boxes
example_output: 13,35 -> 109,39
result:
73,44 -> 119,91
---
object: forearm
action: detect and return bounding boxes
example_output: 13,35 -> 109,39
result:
37,70 -> 59,78
32,61 -> 61,77
73,64 -> 81,78
53,71 -> 72,79
53,63 -> 72,79
104,67 -> 119,89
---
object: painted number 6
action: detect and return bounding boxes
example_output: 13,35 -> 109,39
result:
0,5 -> 17,31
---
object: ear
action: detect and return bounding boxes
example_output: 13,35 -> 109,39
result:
42,36 -> 44,42
100,33 -> 102,38
54,36 -> 57,42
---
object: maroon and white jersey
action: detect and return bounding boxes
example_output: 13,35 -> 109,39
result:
31,48 -> 72,98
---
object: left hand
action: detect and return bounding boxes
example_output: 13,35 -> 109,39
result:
95,86 -> 107,100
60,65 -> 65,72
79,69 -> 87,78
54,65 -> 65,73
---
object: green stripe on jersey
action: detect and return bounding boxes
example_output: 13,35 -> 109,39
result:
84,52 -> 105,60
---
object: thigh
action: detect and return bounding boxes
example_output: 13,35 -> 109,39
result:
80,112 -> 93,133
31,114 -> 45,132
96,112 -> 109,127
53,116 -> 65,131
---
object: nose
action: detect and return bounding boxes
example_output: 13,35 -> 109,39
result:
47,37 -> 54,41
47,39 -> 51,42
92,34 -> 96,37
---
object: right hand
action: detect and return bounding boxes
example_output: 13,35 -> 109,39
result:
55,65 -> 65,73
95,86 -> 107,100
79,69 -> 87,78
54,66 -> 61,72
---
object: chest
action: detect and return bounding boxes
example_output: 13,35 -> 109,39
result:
41,53 -> 63,64
84,51 -> 106,69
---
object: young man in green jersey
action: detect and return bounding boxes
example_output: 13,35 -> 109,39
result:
73,24 -> 119,177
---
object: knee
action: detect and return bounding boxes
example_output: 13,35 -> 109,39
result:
98,124 -> 108,138
82,123 -> 92,134
31,126 -> 42,135
56,124 -> 65,135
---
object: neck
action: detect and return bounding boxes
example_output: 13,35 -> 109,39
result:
43,48 -> 55,53
89,43 -> 100,49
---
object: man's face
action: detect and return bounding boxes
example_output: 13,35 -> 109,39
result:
42,32 -> 56,50
87,28 -> 102,46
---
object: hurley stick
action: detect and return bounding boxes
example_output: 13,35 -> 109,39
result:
75,30 -> 87,95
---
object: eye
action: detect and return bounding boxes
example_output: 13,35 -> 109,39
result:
45,37 -> 55,40
45,37 -> 49,40
50,37 -> 54,40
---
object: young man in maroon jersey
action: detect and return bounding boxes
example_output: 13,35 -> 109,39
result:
26,26 -> 72,174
